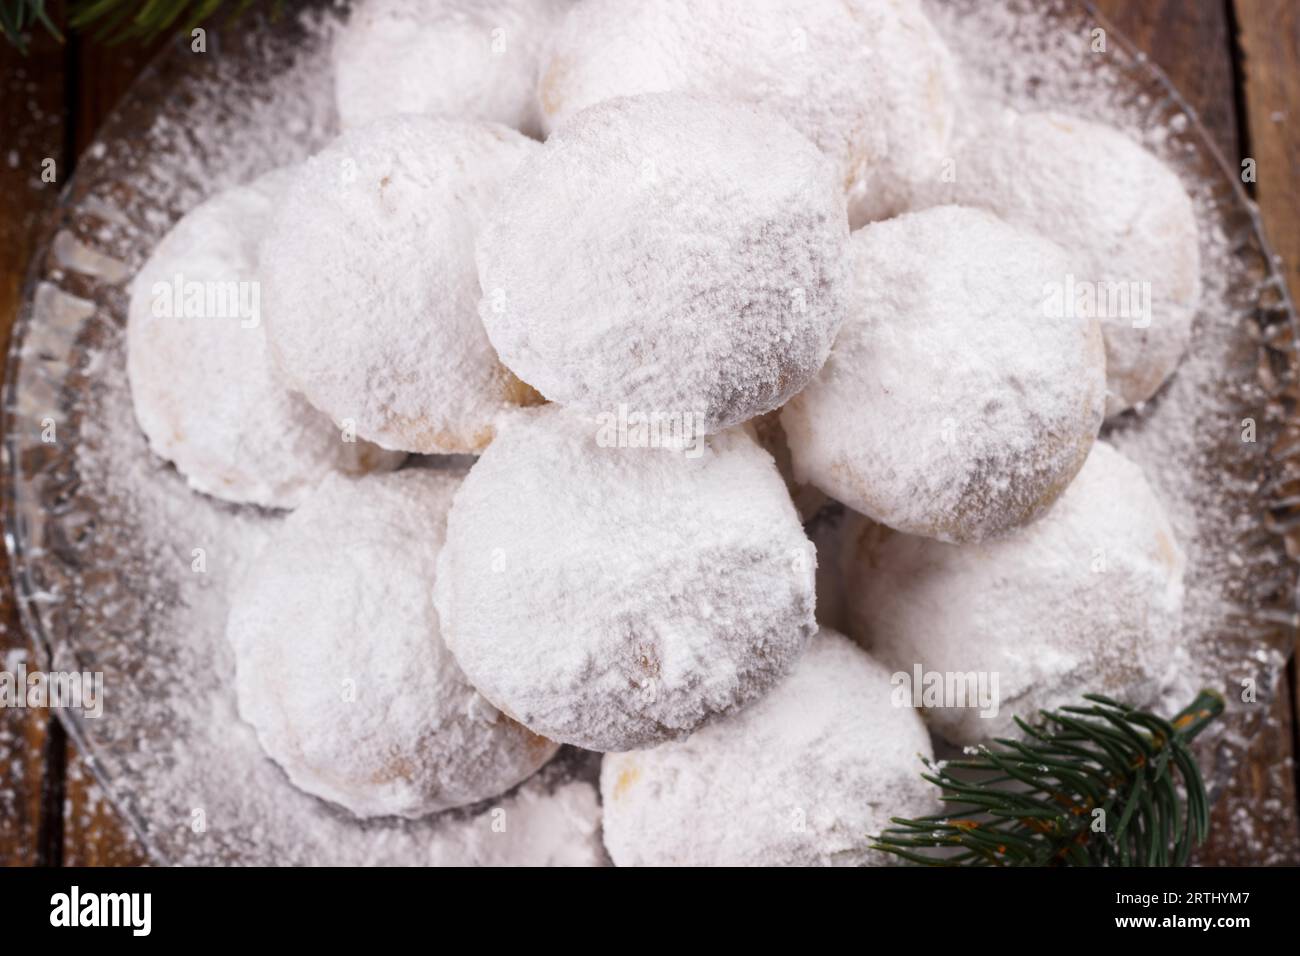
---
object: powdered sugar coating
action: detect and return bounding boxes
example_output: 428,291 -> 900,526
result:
538,0 -> 957,227
600,629 -> 933,866
127,168 -> 403,509
261,116 -> 542,454
783,205 -> 1106,543
843,442 -> 1186,745
434,406 -> 819,751
334,0 -> 571,138
925,110 -> 1201,416
228,469 -> 558,819
477,92 -> 850,435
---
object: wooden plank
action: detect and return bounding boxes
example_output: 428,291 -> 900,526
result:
62,738 -> 147,866
71,31 -> 170,158
1236,0 -> 1300,334
1094,0 -> 1300,865
0,11 -> 68,868
1232,0 -> 1300,865
1093,0 -> 1239,157
1196,681 -> 1300,864
5,1 -> 1296,869
1091,0 -> 1239,155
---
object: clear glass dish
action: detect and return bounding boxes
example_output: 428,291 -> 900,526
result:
4,0 -> 1296,864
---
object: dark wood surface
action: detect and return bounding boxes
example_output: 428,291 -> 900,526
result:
1,1 -> 1298,866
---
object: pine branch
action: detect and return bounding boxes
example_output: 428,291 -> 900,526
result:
873,690 -> 1226,866
1,0 -> 275,52
1,0 -> 61,52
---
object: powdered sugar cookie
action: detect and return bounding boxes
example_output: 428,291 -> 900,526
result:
782,205 -> 1105,543
433,406 -> 818,752
127,168 -> 403,509
334,0 -> 571,137
843,442 -> 1186,745
228,469 -> 558,819
477,92 -> 850,436
538,0 -> 958,226
601,629 -> 933,866
261,116 -> 542,454
931,110 -> 1201,416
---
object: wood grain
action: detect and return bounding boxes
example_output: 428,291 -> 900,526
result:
1094,0 -> 1241,156
1,0 -> 1298,867
0,19 -> 155,868
1095,0 -> 1300,865
0,13 -> 68,867
1229,0 -> 1300,866
61,739 -> 147,866
1236,0 -> 1300,328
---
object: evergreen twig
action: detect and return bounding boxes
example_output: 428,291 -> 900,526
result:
2,0 -> 276,51
873,690 -> 1226,866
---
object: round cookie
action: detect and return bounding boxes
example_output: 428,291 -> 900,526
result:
843,442 -> 1186,745
600,629 -> 934,866
782,205 -> 1105,544
538,0 -> 957,226
932,110 -> 1201,416
334,0 -> 571,137
127,167 -> 403,509
477,92 -> 851,435
228,469 -> 558,819
433,406 -> 818,752
261,116 -> 542,454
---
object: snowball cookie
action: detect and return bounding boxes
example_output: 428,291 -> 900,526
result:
434,406 -> 819,752
538,0 -> 958,227
933,111 -> 1201,416
477,93 -> 851,436
128,168 -> 403,509
601,629 -> 934,866
843,442 -> 1186,745
261,116 -> 542,455
334,0 -> 571,137
783,206 -> 1106,544
228,469 -> 558,819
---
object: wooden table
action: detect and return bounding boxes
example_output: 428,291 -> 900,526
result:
1,0 -> 1298,866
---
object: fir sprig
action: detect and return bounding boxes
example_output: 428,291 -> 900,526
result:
874,690 -> 1225,866
1,0 -> 61,51
2,0 -> 274,52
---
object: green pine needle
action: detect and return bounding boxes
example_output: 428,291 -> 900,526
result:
873,690 -> 1225,866
2,0 -> 276,51
1,0 -> 61,52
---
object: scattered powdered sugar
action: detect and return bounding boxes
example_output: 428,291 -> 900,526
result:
844,442 -> 1187,745
261,115 -> 543,454
600,629 -> 934,866
334,0 -> 573,138
425,779 -> 605,866
8,0 -> 1294,864
434,406 -> 818,752
783,205 -> 1105,543
70,343 -> 603,864
15,5 -> 604,865
538,0 -> 958,227
228,469 -> 559,820
921,0 -> 1298,803
477,92 -> 850,435
127,166 -> 404,509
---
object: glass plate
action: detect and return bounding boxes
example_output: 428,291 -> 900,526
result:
4,0 -> 1297,864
